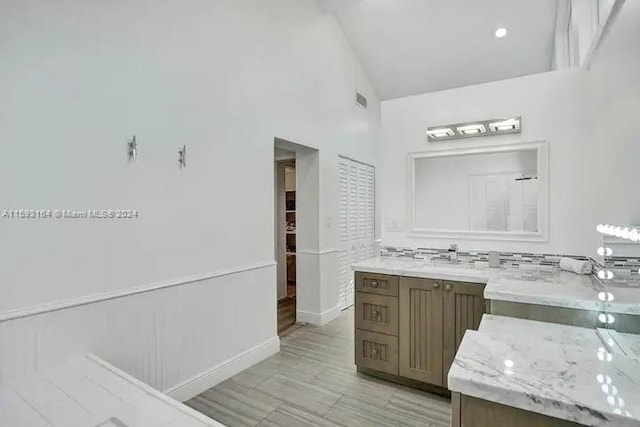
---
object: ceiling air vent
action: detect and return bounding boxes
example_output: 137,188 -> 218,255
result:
355,92 -> 368,109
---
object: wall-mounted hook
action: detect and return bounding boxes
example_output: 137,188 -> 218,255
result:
127,135 -> 137,162
178,145 -> 187,168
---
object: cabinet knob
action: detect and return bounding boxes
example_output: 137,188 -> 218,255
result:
445,284 -> 452,291
433,283 -> 440,289
371,281 -> 378,287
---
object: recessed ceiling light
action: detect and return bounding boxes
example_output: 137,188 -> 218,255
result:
495,28 -> 508,38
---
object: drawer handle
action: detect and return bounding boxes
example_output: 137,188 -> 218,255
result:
433,283 -> 440,289
371,281 -> 378,287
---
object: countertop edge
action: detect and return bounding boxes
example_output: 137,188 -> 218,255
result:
447,370 -> 637,427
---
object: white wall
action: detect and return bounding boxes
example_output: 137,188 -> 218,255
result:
380,0 -> 640,256
0,0 -> 381,395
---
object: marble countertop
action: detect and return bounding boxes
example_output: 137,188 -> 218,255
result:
478,314 -> 605,348
448,315 -> 640,426
352,257 -> 640,315
619,332 -> 640,358
0,355 -> 224,427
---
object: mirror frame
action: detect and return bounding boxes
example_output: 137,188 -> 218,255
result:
407,140 -> 550,242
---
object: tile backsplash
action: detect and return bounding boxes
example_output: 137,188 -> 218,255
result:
380,246 -> 581,268
604,256 -> 640,287
380,246 -> 640,286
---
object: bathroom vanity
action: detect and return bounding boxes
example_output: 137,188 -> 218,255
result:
354,271 -> 485,391
353,257 -> 640,426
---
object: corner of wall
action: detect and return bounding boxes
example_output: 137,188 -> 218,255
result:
164,336 -> 280,402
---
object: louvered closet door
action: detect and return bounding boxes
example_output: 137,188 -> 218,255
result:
338,163 -> 349,310
365,165 -> 376,258
346,163 -> 359,308
338,158 -> 376,310
357,165 -> 368,262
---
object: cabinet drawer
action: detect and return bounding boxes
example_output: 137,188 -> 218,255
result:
355,292 -> 399,336
355,272 -> 399,296
355,329 -> 398,375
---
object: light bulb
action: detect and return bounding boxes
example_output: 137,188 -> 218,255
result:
494,28 -> 508,38
597,247 -> 613,256
598,270 -> 614,280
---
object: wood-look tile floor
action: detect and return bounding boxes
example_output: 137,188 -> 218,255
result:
185,308 -> 451,427
277,297 -> 296,335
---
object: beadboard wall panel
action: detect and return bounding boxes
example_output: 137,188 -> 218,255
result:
0,264 -> 278,398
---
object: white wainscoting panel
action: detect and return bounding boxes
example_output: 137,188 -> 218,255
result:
0,263 -> 279,399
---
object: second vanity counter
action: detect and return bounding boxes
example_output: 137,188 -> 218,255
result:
449,315 -> 640,426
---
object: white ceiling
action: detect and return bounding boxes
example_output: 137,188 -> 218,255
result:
321,0 -> 559,100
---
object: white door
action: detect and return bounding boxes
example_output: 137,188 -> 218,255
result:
338,162 -> 349,310
338,158 -> 375,310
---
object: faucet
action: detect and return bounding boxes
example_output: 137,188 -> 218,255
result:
448,244 -> 459,263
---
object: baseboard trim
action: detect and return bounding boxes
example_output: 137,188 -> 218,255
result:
1,261 -> 276,323
297,303 -> 342,326
164,336 -> 280,402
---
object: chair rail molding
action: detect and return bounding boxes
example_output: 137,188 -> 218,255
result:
0,261 -> 277,323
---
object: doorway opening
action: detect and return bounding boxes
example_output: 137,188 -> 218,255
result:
275,147 -> 297,334
274,138 -> 325,328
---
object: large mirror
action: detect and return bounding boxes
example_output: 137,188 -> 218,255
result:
409,141 -> 549,241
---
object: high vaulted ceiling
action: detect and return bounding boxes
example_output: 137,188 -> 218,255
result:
319,0 -> 559,100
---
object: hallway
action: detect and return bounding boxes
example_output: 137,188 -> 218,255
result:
185,309 -> 451,426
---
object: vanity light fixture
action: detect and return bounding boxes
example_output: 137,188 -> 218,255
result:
598,313 -> 615,324
596,224 -> 640,242
598,270 -> 614,280
597,247 -> 613,257
489,118 -> 520,132
426,128 -> 455,139
457,124 -> 486,135
598,291 -> 615,302
426,116 -> 522,141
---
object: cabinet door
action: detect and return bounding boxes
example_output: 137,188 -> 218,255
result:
399,277 -> 444,386
443,281 -> 486,388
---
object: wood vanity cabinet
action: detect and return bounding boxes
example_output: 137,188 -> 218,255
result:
398,277 -> 444,385
452,393 -> 583,427
355,272 -> 486,391
442,280 -> 485,388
